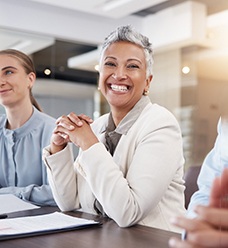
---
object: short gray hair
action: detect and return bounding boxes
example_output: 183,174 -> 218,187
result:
99,25 -> 153,77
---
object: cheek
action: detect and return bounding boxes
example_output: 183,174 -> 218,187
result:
98,72 -> 108,86
132,74 -> 145,85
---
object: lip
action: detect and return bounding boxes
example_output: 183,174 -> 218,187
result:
0,89 -> 12,94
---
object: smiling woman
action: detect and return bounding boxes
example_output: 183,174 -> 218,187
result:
43,25 -> 186,232
98,40 -> 152,123
0,49 -> 57,206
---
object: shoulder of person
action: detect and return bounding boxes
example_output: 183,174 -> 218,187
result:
90,113 -> 109,132
34,110 -> 56,129
0,114 -> 6,127
39,111 -> 56,122
143,103 -> 179,125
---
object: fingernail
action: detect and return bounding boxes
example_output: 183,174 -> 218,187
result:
78,121 -> 83,125
61,134 -> 67,139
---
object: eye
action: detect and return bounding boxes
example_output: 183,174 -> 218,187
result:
104,61 -> 116,67
127,64 -> 140,69
5,70 -> 13,75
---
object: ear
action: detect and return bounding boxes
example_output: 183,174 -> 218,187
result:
145,75 -> 153,91
27,72 -> 36,88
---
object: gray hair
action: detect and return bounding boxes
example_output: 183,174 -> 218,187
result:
99,25 -> 154,77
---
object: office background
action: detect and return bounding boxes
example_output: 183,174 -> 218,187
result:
0,0 -> 228,168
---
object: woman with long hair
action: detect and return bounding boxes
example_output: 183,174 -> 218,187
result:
0,49 -> 56,206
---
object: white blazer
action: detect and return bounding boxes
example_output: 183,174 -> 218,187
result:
43,102 -> 186,232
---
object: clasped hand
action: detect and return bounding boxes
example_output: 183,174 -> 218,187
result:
50,112 -> 98,153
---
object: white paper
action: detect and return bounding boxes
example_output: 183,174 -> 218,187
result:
0,194 -> 39,214
0,212 -> 98,236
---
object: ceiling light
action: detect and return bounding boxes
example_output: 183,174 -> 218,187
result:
44,68 -> 51,75
182,66 -> 190,74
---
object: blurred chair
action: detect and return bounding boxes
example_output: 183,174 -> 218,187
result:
184,165 -> 202,209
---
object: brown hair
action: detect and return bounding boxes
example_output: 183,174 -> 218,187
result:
0,49 -> 42,111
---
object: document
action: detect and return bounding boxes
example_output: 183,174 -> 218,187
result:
0,194 -> 40,214
0,212 -> 100,240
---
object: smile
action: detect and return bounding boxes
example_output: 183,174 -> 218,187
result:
110,84 -> 129,92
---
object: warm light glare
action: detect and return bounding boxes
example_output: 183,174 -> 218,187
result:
94,64 -> 99,71
182,66 -> 190,74
44,68 -> 51,75
207,10 -> 228,28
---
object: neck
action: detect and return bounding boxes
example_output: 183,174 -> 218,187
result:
5,103 -> 34,130
111,108 -> 128,127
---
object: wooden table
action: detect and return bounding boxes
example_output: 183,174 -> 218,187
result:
1,207 -> 180,248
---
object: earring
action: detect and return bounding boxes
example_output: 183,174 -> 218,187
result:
143,90 -> 149,96
97,87 -> 100,91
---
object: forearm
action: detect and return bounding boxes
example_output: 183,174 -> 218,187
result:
0,184 -> 56,206
43,144 -> 79,211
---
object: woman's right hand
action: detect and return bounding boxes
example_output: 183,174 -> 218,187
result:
50,113 -> 93,154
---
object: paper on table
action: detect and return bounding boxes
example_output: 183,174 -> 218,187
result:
0,194 -> 40,214
0,212 -> 99,239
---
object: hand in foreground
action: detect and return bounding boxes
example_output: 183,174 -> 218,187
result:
169,168 -> 228,248
169,206 -> 228,248
209,167 -> 228,208
50,113 -> 93,154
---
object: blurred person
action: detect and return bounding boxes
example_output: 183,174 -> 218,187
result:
169,168 -> 228,248
187,118 -> 228,219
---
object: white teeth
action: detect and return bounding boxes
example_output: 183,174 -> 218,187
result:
111,85 -> 128,92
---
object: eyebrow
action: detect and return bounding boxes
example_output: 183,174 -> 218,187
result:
104,56 -> 142,64
104,56 -> 116,61
1,66 -> 17,71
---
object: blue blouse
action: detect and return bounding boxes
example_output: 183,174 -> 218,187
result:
187,118 -> 228,217
0,107 -> 56,206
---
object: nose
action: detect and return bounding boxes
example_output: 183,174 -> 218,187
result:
0,78 -> 6,86
111,66 -> 127,80
0,73 -> 7,83
0,78 -> 5,85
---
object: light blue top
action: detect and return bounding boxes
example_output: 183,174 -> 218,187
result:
187,118 -> 228,217
0,107 -> 56,206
